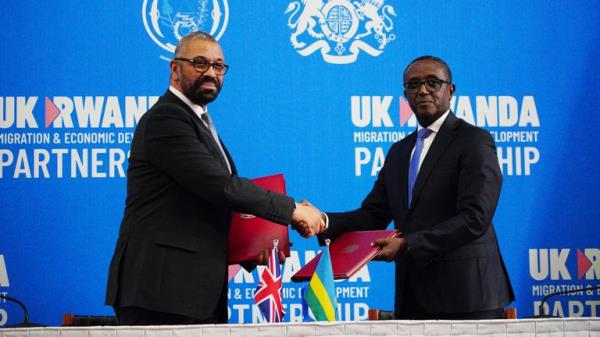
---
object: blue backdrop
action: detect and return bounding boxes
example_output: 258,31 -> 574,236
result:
1,0 -> 599,326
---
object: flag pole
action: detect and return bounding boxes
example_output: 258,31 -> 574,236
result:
304,237 -> 337,322
253,238 -> 285,323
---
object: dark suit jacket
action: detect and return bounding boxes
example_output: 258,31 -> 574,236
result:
105,90 -> 295,322
323,113 -> 514,315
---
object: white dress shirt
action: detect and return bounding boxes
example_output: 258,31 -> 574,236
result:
410,110 -> 451,171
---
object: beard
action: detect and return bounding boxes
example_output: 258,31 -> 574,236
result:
182,75 -> 222,106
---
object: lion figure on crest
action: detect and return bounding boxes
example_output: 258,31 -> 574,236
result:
353,1 -> 396,49
285,0 -> 326,49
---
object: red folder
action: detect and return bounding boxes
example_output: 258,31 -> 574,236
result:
227,174 -> 290,264
291,230 -> 399,282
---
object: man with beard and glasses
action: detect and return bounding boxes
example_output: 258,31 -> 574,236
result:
105,32 -> 325,325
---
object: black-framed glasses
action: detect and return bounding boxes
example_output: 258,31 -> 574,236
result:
174,58 -> 230,75
403,78 -> 451,92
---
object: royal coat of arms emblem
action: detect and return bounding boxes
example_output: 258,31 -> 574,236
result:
285,0 -> 396,64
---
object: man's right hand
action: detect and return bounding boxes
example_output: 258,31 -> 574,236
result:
291,202 -> 325,238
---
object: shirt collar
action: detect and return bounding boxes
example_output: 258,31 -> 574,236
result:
169,85 -> 207,118
418,109 -> 450,134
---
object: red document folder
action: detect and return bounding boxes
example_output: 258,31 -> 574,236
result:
291,230 -> 399,282
227,174 -> 290,264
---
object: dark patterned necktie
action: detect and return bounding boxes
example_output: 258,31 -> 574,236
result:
201,112 -> 232,174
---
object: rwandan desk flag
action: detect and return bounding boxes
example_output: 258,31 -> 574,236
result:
253,240 -> 285,322
304,239 -> 337,321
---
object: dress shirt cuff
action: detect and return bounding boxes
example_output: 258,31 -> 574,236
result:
321,212 -> 329,229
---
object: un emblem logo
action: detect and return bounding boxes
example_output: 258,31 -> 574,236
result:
285,0 -> 396,64
142,0 -> 229,57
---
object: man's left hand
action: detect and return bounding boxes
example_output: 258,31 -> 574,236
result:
257,247 -> 287,265
372,237 -> 407,262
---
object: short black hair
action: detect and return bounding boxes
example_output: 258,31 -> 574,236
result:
173,31 -> 218,58
404,55 -> 452,83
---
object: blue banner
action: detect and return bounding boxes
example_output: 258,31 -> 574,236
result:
1,0 -> 599,326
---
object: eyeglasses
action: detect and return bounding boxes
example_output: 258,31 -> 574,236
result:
174,58 -> 230,75
403,78 -> 451,92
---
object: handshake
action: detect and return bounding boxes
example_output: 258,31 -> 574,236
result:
291,200 -> 326,238
257,200 -> 325,266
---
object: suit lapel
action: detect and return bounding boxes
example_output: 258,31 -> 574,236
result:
398,132 -> 416,210
163,90 -> 209,134
409,113 -> 459,210
163,90 -> 233,174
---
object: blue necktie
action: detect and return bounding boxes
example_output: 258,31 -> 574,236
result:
408,128 -> 432,206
